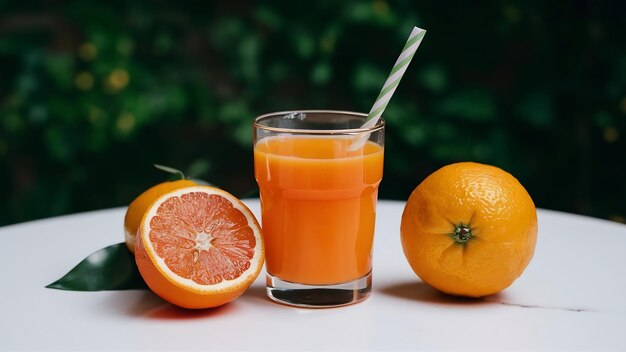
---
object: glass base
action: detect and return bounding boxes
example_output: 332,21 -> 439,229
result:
266,271 -> 372,308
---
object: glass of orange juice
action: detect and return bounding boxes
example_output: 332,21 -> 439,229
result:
253,110 -> 384,307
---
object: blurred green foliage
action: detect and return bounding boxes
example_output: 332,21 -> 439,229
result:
1,1 -> 625,225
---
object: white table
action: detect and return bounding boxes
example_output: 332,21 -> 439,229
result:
1,200 -> 625,351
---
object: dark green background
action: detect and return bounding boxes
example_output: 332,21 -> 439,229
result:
1,1 -> 625,226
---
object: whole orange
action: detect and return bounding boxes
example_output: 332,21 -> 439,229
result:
400,162 -> 537,297
124,179 -> 196,252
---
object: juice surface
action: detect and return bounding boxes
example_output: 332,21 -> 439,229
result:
254,136 -> 384,285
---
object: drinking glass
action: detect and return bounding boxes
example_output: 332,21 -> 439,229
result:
253,110 -> 384,307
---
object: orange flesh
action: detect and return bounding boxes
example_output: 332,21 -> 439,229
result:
254,136 -> 384,285
149,192 -> 256,285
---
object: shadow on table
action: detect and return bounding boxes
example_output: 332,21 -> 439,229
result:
121,291 -> 239,320
379,281 -> 501,307
242,284 -> 269,302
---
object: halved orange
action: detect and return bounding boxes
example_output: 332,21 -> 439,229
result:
135,186 -> 264,309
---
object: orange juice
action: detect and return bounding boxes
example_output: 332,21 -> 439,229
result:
254,136 -> 384,285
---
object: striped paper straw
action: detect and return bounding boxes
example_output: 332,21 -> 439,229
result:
364,26 -> 426,128
350,26 -> 426,149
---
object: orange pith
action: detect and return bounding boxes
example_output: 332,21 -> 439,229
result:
400,162 -> 537,297
135,186 -> 264,309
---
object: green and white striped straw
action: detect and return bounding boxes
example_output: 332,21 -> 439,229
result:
350,26 -> 426,149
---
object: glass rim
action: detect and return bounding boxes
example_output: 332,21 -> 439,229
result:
253,110 -> 385,134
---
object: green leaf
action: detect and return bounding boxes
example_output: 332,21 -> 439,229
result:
218,100 -> 250,123
46,243 -> 147,291
418,63 -> 447,93
233,121 -> 253,146
593,111 -> 612,128
291,29 -> 315,59
310,61 -> 332,85
254,6 -> 282,29
516,90 -> 554,127
436,90 -> 497,122
239,34 -> 260,81
352,63 -> 386,93
344,3 -> 374,22
43,54 -> 74,90
400,124 -> 427,147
